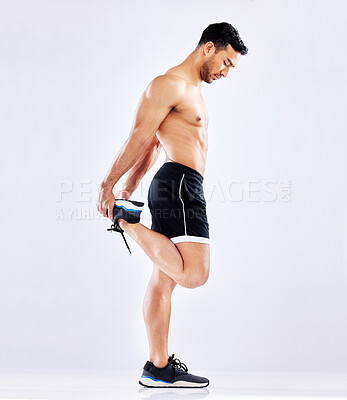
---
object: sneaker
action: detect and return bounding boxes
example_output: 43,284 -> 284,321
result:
139,354 -> 209,388
107,198 -> 144,254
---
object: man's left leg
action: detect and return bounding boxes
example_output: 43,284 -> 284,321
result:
143,263 -> 177,368
139,242 -> 210,388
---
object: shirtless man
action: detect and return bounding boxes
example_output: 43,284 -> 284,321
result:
96,22 -> 248,388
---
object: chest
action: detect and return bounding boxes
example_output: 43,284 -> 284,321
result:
175,92 -> 209,129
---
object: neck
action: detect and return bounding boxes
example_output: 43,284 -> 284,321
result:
178,48 -> 203,88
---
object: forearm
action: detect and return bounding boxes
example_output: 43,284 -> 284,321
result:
121,141 -> 161,196
100,135 -> 148,191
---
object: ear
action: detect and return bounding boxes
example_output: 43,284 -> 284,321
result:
203,41 -> 215,55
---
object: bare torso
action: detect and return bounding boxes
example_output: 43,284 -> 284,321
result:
156,67 -> 208,176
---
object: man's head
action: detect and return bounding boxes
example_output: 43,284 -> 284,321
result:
196,22 -> 248,84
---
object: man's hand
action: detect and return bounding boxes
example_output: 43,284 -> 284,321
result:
114,189 -> 131,200
96,187 -> 133,221
96,186 -> 116,221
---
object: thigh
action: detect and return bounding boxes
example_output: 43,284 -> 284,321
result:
175,242 -> 210,277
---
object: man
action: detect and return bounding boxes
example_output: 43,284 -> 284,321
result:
96,22 -> 248,388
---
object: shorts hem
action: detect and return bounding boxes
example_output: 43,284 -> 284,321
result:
170,235 -> 210,244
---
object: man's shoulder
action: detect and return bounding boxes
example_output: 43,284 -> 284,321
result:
152,73 -> 186,84
147,74 -> 186,94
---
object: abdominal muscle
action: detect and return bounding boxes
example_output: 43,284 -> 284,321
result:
160,137 -> 207,176
163,152 -> 206,177
157,119 -> 208,176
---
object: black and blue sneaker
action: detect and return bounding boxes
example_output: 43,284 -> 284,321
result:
107,198 -> 144,254
139,354 -> 209,388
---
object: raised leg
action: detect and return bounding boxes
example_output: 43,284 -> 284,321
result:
118,219 -> 210,288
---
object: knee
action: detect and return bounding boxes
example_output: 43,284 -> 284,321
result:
182,270 -> 209,289
150,280 -> 176,299
143,282 -> 174,315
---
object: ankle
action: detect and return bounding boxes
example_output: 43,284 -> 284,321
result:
149,356 -> 169,368
118,218 -> 128,230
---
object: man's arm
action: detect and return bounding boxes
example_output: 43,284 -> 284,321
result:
116,135 -> 162,199
97,75 -> 182,219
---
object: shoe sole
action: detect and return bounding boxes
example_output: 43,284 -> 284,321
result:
139,376 -> 209,388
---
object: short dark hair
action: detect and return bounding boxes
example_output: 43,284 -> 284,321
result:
197,22 -> 248,55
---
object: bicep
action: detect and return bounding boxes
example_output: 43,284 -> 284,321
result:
128,76 -> 182,146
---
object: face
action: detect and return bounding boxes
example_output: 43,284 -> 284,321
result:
200,42 -> 241,84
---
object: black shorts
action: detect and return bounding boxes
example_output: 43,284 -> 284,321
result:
147,161 -> 210,244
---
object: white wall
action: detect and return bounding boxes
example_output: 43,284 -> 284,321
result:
0,0 -> 346,372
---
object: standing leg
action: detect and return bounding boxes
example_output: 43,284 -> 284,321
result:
143,263 -> 177,367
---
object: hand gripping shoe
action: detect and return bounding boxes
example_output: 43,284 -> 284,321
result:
139,354 -> 209,388
107,198 -> 144,254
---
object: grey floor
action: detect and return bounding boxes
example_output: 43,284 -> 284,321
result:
0,371 -> 347,400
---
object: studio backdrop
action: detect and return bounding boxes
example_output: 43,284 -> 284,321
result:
1,0 -> 346,373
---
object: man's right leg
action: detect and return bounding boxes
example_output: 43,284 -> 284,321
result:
143,263 -> 177,368
118,219 -> 209,288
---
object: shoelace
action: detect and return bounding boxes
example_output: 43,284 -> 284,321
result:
170,354 -> 188,372
107,223 -> 132,254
